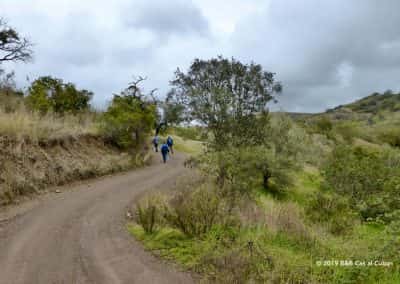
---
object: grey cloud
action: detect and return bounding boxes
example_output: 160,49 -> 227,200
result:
124,0 -> 209,37
2,0 -> 400,113
232,0 -> 400,111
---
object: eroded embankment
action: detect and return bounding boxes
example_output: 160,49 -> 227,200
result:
0,135 -> 140,204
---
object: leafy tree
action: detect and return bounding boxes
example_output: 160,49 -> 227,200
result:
170,56 -> 282,150
162,90 -> 185,126
25,76 -> 92,114
202,115 -> 306,194
101,77 -> 156,149
26,76 -> 62,113
52,83 -> 92,113
0,18 -> 32,63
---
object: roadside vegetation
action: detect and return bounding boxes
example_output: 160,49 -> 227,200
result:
0,19 -> 158,204
0,73 -> 157,204
130,57 -> 400,283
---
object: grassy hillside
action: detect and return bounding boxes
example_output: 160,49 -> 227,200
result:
129,95 -> 400,283
287,91 -> 400,122
288,92 -> 400,148
0,86 -> 152,205
328,91 -> 400,114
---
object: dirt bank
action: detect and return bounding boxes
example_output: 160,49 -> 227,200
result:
0,135 -> 143,205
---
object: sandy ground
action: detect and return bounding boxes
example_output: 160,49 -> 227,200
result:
0,152 -> 193,284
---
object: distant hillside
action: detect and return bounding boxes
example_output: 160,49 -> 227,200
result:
327,91 -> 400,115
286,91 -> 400,122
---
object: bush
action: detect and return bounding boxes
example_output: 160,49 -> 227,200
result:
323,145 -> 386,200
0,91 -> 24,113
274,203 -> 310,239
322,145 -> 400,223
332,122 -> 360,143
378,127 -> 400,148
202,243 -> 273,283
313,116 -> 333,134
163,184 -> 234,238
200,115 -> 307,197
135,194 -> 165,234
306,191 -> 356,234
379,221 -> 400,264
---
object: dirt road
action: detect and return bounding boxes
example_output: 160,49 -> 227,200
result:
0,153 -> 193,284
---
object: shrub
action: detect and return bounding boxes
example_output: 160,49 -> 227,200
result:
323,145 -> 387,201
378,127 -> 400,148
332,122 -> 360,143
202,244 -> 273,284
379,221 -> 400,264
322,145 -> 400,223
306,191 -> 356,234
163,184 -> 233,237
135,194 -> 165,234
200,115 -> 307,197
274,203 -> 309,237
314,116 -> 333,134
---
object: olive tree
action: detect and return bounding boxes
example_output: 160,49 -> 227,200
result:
170,56 -> 282,150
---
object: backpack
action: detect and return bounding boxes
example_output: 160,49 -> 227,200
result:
161,144 -> 169,153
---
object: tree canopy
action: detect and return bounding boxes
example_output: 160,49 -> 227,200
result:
0,18 -> 32,63
101,77 -> 157,149
170,56 -> 282,149
26,76 -> 93,114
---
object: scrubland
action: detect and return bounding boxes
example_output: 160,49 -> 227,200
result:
130,93 -> 400,283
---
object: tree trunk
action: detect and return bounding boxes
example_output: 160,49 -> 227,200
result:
263,171 -> 271,190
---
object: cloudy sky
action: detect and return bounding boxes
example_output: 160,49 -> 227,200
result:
1,0 -> 399,112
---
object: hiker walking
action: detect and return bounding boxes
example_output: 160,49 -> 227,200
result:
161,142 -> 170,163
166,136 -> 174,154
152,135 -> 159,152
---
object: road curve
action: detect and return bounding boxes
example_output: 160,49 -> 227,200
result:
0,153 -> 193,284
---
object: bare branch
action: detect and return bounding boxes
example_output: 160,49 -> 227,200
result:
0,18 -> 33,63
127,75 -> 148,98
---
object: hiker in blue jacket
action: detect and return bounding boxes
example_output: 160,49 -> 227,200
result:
152,135 -> 159,152
161,142 -> 170,163
166,136 -> 174,154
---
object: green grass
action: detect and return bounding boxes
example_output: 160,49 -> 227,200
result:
129,217 -> 400,283
128,224 -> 204,268
160,134 -> 204,156
290,167 -> 322,205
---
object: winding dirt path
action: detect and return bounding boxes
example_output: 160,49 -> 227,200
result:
0,153 -> 193,284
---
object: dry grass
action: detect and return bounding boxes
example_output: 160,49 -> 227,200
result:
258,198 -> 313,240
0,135 -> 134,205
0,107 -> 99,142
